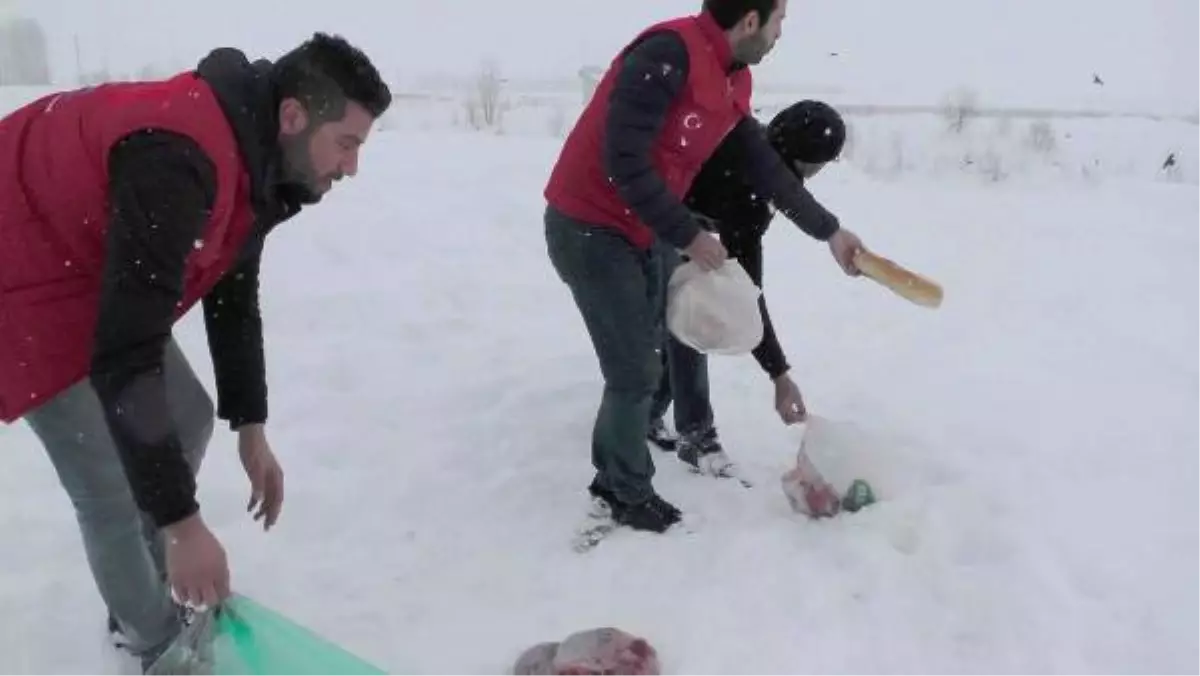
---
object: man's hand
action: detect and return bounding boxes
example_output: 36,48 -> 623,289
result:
683,231 -> 728,271
828,228 -> 865,276
164,513 -> 229,609
237,424 -> 284,530
773,373 -> 807,425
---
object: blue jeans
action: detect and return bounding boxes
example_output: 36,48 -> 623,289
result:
649,244 -> 714,436
545,205 -> 666,503
24,339 -> 213,662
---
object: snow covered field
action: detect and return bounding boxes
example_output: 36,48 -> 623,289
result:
1,122 -> 1196,673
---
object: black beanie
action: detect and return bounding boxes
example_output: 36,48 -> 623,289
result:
766,100 -> 846,164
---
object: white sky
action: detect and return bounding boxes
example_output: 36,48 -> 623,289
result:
13,0 -> 1199,113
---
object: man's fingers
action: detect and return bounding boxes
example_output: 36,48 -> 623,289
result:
839,252 -> 856,275
215,568 -> 232,602
252,472 -> 283,530
171,581 -> 191,608
179,581 -> 203,609
847,246 -> 864,275
247,470 -> 264,513
198,582 -> 220,610
268,473 -> 284,529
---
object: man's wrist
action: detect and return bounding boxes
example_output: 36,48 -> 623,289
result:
819,221 -> 841,242
236,422 -> 266,451
163,510 -> 204,539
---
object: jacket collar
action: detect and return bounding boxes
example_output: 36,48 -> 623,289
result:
195,48 -> 311,230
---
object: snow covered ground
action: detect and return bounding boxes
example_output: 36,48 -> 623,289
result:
1,124 -> 1196,673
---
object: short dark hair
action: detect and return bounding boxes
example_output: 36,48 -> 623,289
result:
273,32 -> 392,122
702,0 -> 778,29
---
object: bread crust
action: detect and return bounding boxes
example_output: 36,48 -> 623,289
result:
853,250 -> 943,308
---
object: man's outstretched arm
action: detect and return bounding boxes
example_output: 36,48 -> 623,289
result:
727,116 -> 841,241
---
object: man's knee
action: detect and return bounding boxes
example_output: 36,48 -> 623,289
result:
75,490 -> 146,537
179,389 -> 215,472
603,344 -> 663,397
161,339 -> 215,468
46,449 -> 146,533
642,347 -> 664,395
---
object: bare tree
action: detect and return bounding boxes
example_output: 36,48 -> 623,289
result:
941,86 -> 979,134
0,16 -> 51,85
465,59 -> 505,130
1025,120 -> 1057,154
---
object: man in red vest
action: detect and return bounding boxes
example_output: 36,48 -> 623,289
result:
0,34 -> 390,671
543,0 -> 866,535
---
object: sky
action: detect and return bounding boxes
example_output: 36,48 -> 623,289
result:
10,0 -> 1199,114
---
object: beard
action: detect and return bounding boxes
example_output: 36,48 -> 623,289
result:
733,32 -> 773,65
279,129 -> 332,204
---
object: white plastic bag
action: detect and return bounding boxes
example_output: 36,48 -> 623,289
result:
780,420 -> 842,519
665,259 -> 763,355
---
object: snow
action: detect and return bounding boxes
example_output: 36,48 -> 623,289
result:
1,124 -> 1196,673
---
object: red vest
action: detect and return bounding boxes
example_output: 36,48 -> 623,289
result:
0,73 -> 257,423
544,12 -> 752,250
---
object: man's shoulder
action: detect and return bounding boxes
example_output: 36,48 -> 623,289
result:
109,129 -> 216,171
622,29 -> 689,69
107,129 -> 219,207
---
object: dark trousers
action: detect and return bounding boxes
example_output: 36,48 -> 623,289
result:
648,245 -> 713,436
544,205 -> 664,503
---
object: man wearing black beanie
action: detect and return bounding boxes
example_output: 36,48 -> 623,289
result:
647,100 -> 850,477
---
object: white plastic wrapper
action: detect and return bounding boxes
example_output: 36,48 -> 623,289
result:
780,422 -> 842,518
665,259 -> 763,356
144,607 -> 216,675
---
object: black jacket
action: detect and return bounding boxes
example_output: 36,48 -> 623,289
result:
684,134 -> 790,379
90,48 -> 311,527
605,30 -> 839,379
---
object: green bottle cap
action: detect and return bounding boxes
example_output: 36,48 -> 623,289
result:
841,479 -> 876,513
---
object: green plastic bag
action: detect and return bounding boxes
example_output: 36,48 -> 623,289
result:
146,594 -> 386,675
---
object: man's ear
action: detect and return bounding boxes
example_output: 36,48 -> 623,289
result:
278,97 -> 309,135
740,10 -> 762,34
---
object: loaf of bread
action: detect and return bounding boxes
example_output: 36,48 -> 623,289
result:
853,250 -> 943,308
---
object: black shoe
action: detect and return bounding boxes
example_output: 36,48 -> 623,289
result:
587,479 -> 617,508
108,613 -> 132,652
677,426 -> 733,475
611,493 -> 682,533
646,418 -> 678,452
